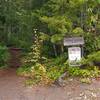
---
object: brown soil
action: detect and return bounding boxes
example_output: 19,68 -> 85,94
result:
8,48 -> 22,68
0,68 -> 100,100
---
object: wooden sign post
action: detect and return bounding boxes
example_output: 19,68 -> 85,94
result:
64,37 -> 84,66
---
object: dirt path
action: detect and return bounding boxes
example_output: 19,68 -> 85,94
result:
0,68 -> 100,100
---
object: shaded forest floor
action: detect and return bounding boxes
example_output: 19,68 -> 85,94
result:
0,68 -> 100,100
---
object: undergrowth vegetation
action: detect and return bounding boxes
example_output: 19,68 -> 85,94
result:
17,54 -> 68,85
17,49 -> 100,86
0,44 -> 9,69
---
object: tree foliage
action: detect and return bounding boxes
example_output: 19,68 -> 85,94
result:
0,0 -> 100,55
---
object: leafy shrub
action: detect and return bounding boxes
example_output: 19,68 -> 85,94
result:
44,54 -> 68,81
87,51 -> 100,62
84,33 -> 100,55
47,67 -> 62,80
0,44 -> 9,68
16,65 -> 31,77
44,53 -> 67,68
67,66 -> 100,78
30,63 -> 51,85
81,51 -> 100,67
22,33 -> 44,68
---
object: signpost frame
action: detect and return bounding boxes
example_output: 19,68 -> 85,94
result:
64,37 -> 84,66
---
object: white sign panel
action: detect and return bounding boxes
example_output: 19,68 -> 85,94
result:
68,47 -> 81,66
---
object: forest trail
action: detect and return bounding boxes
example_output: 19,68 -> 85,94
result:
0,68 -> 100,100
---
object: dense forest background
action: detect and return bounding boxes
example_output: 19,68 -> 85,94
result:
0,0 -> 100,57
0,0 -> 100,86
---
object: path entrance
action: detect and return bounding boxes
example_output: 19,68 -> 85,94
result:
8,47 -> 22,68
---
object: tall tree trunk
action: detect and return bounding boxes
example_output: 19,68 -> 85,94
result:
7,25 -> 12,42
61,45 -> 64,54
53,44 -> 57,57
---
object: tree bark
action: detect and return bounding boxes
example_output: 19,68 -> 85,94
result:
53,44 -> 57,57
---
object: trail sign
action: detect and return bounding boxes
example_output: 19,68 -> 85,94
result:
64,37 -> 84,66
64,37 -> 84,46
68,47 -> 81,66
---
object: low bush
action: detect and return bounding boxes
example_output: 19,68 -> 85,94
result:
0,44 -> 9,69
67,66 -> 100,78
47,66 -> 64,80
44,53 -> 67,68
81,51 -> 100,67
16,65 -> 31,77
84,33 -> 100,55
88,51 -> 100,63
